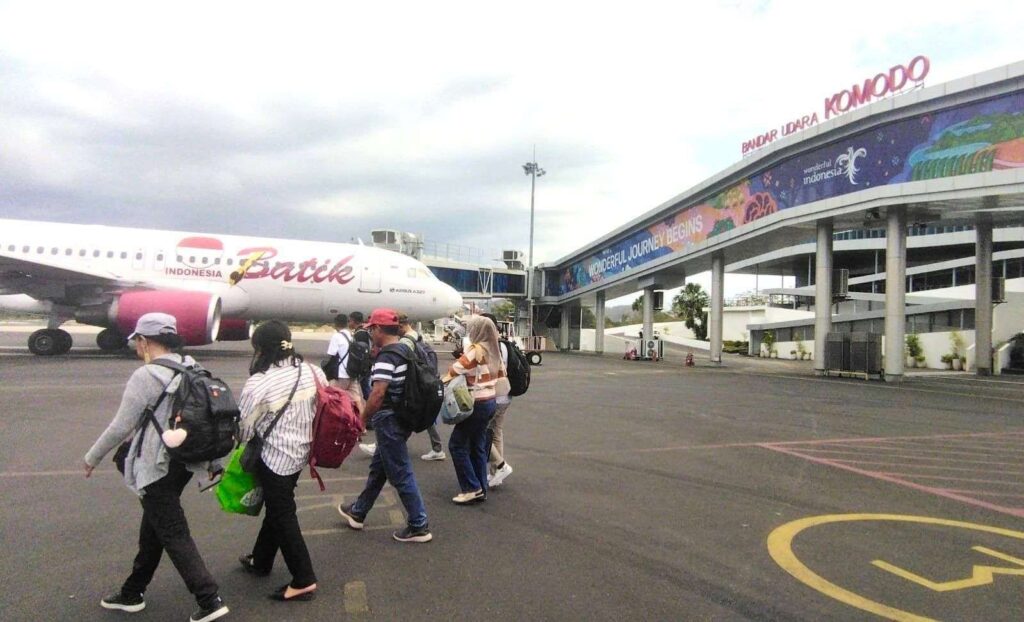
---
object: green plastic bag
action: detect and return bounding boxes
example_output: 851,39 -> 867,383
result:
215,445 -> 263,516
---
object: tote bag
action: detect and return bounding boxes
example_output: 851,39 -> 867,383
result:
215,445 -> 263,516
440,374 -> 474,425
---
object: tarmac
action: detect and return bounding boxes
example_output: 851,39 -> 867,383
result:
1,327 -> 1023,621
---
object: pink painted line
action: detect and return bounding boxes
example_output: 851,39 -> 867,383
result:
762,429 -> 1024,447
868,440 -> 1019,454
566,430 -> 1024,458
815,444 -> 1015,459
874,472 -> 1024,485
565,440 -> 766,457
870,439 -> 1023,453
940,489 -> 1024,500
824,459 -> 1024,475
782,449 -> 1022,466
760,444 -> 1024,519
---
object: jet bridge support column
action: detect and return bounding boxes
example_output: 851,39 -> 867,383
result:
710,252 -> 724,364
814,219 -> 833,375
559,305 -> 570,351
884,206 -> 907,382
595,290 -> 606,355
642,286 -> 655,354
975,214 -> 994,376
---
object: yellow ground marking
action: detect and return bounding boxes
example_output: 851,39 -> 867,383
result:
872,546 -> 1024,592
767,513 -> 1024,622
344,580 -> 369,614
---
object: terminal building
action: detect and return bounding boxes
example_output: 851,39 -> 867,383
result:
526,58 -> 1024,379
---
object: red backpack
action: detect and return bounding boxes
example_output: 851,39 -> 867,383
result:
308,367 -> 364,491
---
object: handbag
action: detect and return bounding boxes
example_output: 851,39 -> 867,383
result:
215,445 -> 264,516
440,374 -> 474,425
113,441 -> 131,475
240,366 -> 303,473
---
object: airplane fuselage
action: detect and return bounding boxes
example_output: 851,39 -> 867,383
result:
0,218 -> 462,325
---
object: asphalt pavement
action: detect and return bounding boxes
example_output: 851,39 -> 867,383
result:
1,327 -> 1022,621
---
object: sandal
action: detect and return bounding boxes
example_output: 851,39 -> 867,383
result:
269,584 -> 317,602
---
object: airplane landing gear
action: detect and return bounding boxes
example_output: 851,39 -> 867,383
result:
28,329 -> 73,355
96,328 -> 128,352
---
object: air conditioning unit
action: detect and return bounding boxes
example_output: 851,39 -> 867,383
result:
652,291 -> 664,311
502,250 -> 524,270
993,276 -> 1006,303
825,332 -> 850,371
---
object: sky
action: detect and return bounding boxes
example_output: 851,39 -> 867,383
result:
0,0 -> 1021,301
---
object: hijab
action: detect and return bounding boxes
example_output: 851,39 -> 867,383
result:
466,315 -> 501,369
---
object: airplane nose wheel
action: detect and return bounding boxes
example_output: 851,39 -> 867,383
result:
96,328 -> 128,352
28,329 -> 73,355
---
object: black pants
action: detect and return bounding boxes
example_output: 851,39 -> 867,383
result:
251,459 -> 317,588
122,460 -> 219,608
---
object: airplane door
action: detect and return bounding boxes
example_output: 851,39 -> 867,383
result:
359,265 -> 382,293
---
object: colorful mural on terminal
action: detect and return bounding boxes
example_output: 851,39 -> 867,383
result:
547,90 -> 1024,297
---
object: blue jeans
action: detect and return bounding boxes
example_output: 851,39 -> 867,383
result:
449,399 -> 496,493
352,411 -> 428,529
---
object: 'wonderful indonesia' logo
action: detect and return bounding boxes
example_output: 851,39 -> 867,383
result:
802,146 -> 868,186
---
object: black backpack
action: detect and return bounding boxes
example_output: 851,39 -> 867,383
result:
140,359 -> 240,463
344,330 -> 372,379
502,338 -> 531,397
401,333 -> 439,375
384,343 -> 444,433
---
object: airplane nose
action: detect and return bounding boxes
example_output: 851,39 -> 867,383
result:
445,284 -> 463,315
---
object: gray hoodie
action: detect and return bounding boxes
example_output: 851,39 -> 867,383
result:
84,353 -> 223,496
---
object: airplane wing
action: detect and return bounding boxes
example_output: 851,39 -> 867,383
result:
0,251 -> 142,305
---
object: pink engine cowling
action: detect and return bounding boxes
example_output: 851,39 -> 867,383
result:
217,318 -> 253,342
113,291 -> 222,346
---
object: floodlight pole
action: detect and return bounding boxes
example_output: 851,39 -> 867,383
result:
523,148 -> 545,336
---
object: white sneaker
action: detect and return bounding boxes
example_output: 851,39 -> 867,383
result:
488,463 -> 513,488
421,450 -> 446,461
359,443 -> 376,456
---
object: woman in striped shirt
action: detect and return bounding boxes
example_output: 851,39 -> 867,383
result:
443,315 -> 505,505
237,320 -> 324,602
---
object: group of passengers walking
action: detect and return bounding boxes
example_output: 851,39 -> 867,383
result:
82,307 -> 517,621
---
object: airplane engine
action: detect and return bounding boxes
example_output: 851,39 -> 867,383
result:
217,318 -> 253,342
77,290 -> 222,346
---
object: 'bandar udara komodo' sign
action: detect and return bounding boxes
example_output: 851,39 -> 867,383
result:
547,87 -> 1024,297
742,56 -> 931,156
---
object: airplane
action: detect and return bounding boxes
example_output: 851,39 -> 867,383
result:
0,218 -> 463,355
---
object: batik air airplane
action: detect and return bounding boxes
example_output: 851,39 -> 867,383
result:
0,218 -> 463,355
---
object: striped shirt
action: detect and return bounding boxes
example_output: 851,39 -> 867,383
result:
239,362 -> 326,476
372,345 -> 409,409
447,343 -> 504,401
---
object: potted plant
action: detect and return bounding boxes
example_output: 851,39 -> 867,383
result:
950,331 -> 965,371
915,354 -> 926,368
905,334 -> 923,369
762,330 -> 775,358
940,353 -> 954,370
796,339 -> 809,361
790,349 -> 798,359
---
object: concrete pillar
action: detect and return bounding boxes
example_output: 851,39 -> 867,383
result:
975,215 -> 994,376
884,207 -> 907,382
559,305 -> 570,351
595,290 -> 606,355
814,219 -> 833,374
710,253 -> 725,364
642,286 -> 655,354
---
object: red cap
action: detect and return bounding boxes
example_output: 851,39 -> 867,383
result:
365,308 -> 400,328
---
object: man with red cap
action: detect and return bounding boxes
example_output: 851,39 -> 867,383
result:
337,308 -> 432,543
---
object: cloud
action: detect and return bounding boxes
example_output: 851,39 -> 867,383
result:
0,0 -> 1021,302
